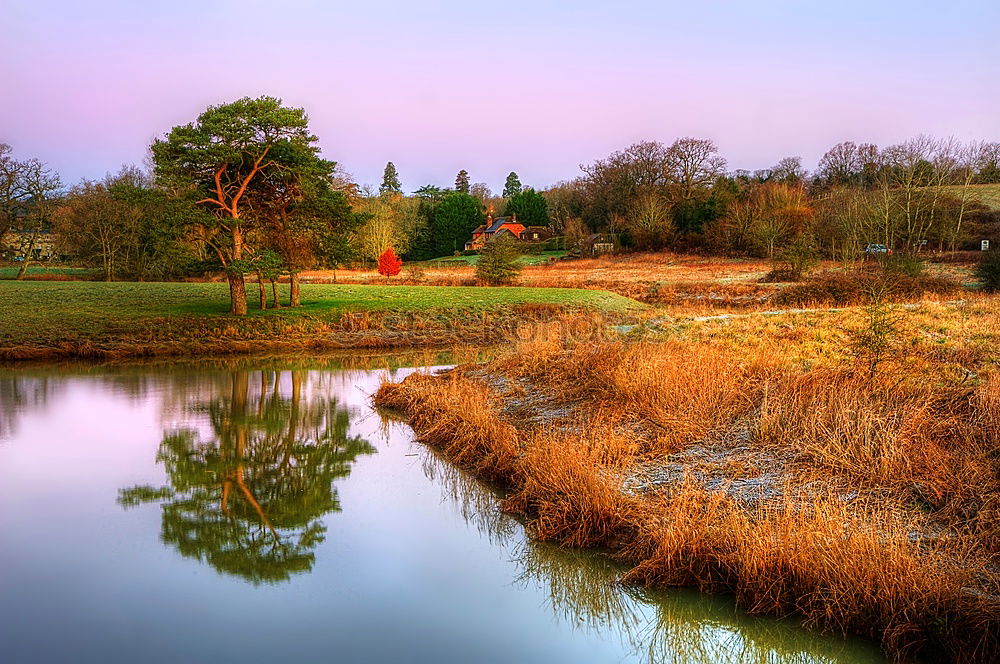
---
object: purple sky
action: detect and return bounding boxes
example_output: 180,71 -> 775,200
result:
2,1 -> 998,192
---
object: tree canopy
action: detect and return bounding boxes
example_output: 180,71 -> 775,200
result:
433,192 -> 484,256
504,187 -> 549,226
503,171 -> 522,198
151,96 -> 320,315
380,161 -> 402,197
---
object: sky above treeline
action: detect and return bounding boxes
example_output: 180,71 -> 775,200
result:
2,0 -> 998,193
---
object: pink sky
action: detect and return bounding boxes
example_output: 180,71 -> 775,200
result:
2,0 -> 998,192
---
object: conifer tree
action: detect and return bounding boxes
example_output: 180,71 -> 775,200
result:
380,162 -> 402,197
502,171 -> 522,197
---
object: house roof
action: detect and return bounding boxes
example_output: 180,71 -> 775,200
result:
486,217 -> 517,233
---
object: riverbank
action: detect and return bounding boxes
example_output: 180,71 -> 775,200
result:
375,309 -> 1000,662
0,281 -> 643,361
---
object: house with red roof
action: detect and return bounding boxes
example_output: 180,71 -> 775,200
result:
464,215 -> 553,250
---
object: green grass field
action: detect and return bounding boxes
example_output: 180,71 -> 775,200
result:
937,183 -> 1000,210
0,281 -> 643,354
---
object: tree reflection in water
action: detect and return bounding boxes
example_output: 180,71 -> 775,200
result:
119,370 -> 375,584
416,446 -> 879,664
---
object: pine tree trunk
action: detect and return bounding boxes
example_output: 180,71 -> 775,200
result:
228,272 -> 248,316
270,280 -> 282,309
228,224 -> 248,315
289,272 -> 301,307
256,271 -> 266,310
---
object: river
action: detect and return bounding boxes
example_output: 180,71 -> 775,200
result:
0,355 -> 886,663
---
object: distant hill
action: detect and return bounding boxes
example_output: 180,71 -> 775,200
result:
938,183 -> 1000,210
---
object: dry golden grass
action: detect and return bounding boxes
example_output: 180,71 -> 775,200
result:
375,317 -> 1000,661
307,252 -> 783,310
316,251 -> 977,315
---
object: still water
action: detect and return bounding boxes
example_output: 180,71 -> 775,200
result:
0,356 -> 886,663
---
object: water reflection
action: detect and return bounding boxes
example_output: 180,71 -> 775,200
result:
0,359 -> 884,663
0,374 -> 61,439
118,369 -> 375,584
417,446 -> 881,664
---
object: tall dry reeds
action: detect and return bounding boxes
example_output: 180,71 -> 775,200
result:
375,333 -> 1000,661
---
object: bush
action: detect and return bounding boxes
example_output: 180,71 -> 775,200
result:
878,253 -> 925,278
774,270 -> 961,307
404,263 -> 426,282
376,248 -> 402,277
976,249 -> 1000,292
764,233 -> 818,282
476,236 -> 522,285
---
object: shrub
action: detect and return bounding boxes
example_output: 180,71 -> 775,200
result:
774,270 -> 961,306
976,249 -> 1000,292
404,263 -> 426,282
476,236 -> 522,285
765,233 -> 818,282
878,253 -> 925,278
376,247 -> 402,277
852,283 -> 903,378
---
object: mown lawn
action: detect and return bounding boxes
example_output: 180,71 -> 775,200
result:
0,281 -> 643,349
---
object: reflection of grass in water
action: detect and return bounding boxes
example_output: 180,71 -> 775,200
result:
418,445 -> 518,546
514,541 -> 645,636
412,430 -> 881,664
639,586 -> 877,664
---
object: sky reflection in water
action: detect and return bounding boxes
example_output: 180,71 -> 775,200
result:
0,357 -> 886,663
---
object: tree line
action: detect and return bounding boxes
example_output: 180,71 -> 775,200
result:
541,136 -> 1000,259
3,94 -> 999,315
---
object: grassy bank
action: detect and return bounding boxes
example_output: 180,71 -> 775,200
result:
0,281 -> 643,361
375,310 -> 1000,662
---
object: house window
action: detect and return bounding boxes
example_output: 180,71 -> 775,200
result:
532,233 -> 538,240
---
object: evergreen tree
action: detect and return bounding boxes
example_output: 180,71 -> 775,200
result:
380,161 -> 402,197
476,235 -> 522,284
432,192 -> 484,257
502,171 -> 522,197
454,169 -> 470,194
504,187 -> 549,226
413,184 -> 446,200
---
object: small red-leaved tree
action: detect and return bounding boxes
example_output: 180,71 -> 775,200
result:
377,247 -> 403,277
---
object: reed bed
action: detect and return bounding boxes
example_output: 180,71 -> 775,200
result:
375,333 -> 1000,662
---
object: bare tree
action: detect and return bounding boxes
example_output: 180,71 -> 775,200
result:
13,157 -> 61,279
53,178 -> 140,281
0,144 -> 27,251
664,137 -> 726,202
625,189 -> 673,249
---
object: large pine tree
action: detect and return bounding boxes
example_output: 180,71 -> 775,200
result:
380,161 -> 402,197
502,171 -> 522,198
454,169 -> 470,194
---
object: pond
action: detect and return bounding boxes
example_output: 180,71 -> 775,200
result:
0,355 -> 886,663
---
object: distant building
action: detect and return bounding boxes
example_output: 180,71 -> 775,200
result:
568,233 -> 616,257
465,215 -> 554,251
1,229 -> 56,261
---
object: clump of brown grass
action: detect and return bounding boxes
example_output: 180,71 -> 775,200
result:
504,429 -> 639,548
375,372 -> 521,484
774,270 -> 962,307
376,330 -> 1000,661
622,482 -> 999,661
489,340 -> 767,454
